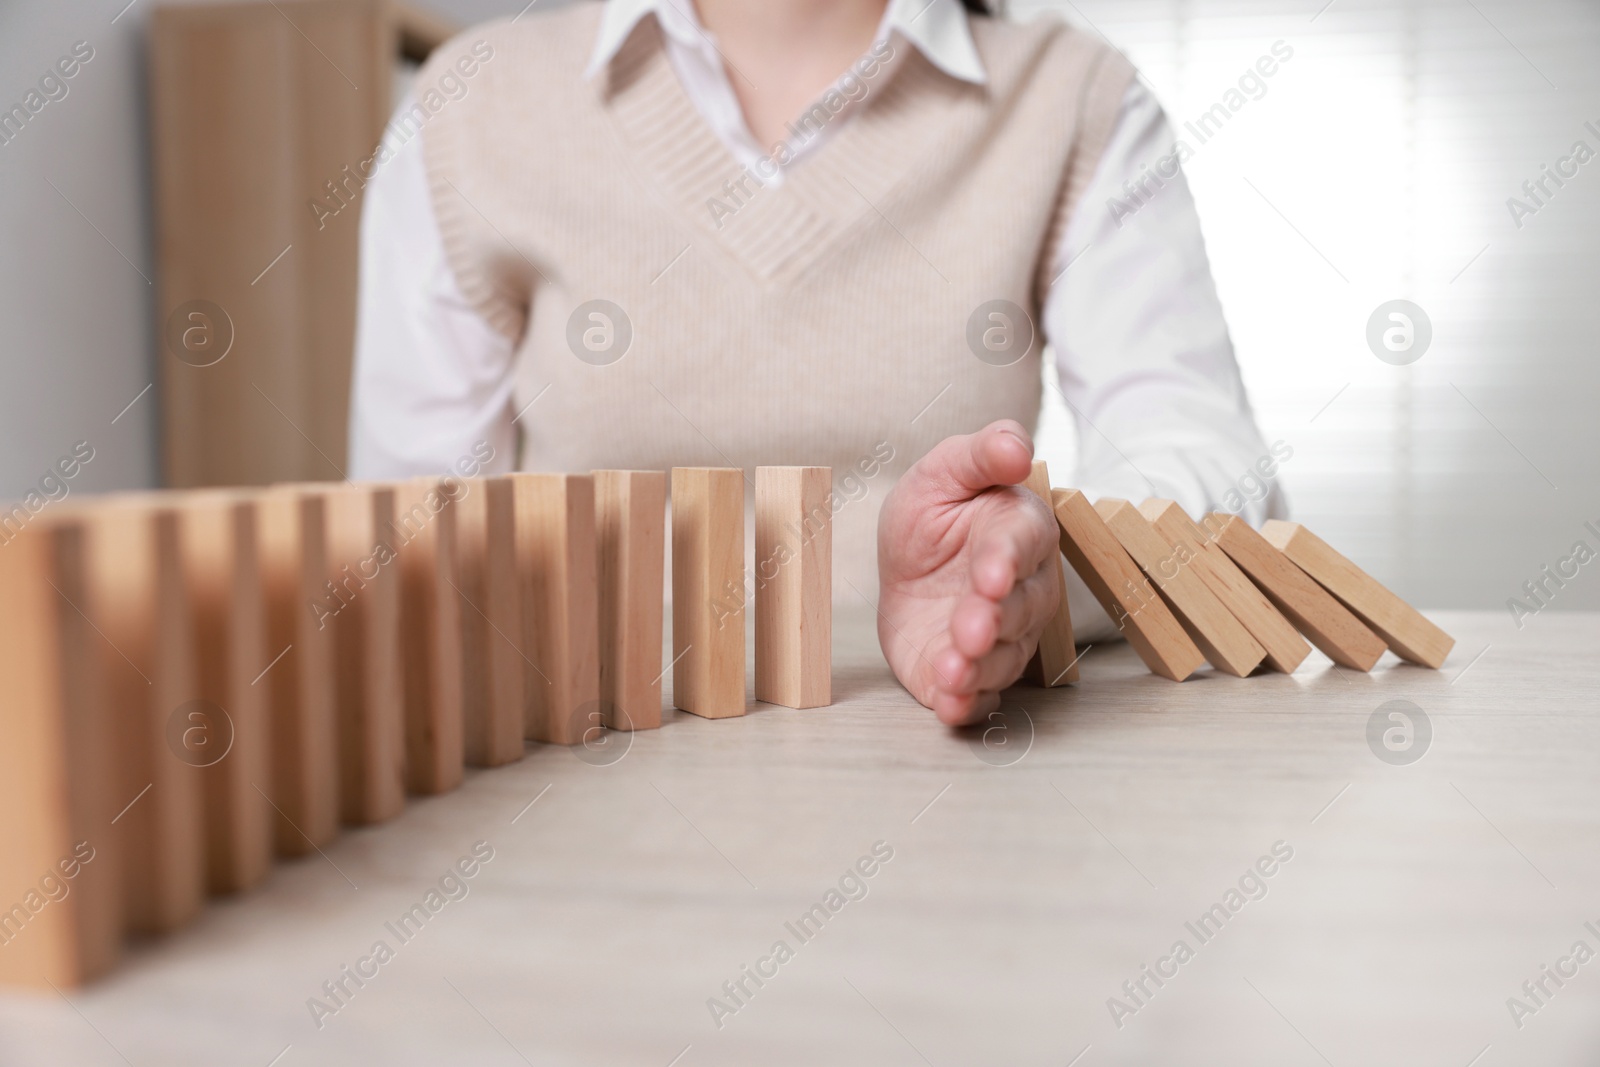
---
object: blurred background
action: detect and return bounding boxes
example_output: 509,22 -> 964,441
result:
2,0 -> 1597,612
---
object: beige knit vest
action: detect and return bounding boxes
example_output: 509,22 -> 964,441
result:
419,2 -> 1133,597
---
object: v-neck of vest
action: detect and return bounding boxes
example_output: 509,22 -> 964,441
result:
600,20 -> 978,285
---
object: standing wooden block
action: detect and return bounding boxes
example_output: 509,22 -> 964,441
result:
1096,499 -> 1266,678
318,484 -> 405,824
754,466 -> 832,709
1261,520 -> 1455,669
671,468 -> 747,718
1140,500 -> 1310,674
0,521 -> 122,987
454,476 -> 524,767
84,498 -> 206,932
391,478 -> 465,793
255,488 -> 339,855
1050,489 -> 1204,682
511,473 -> 600,745
177,492 -> 273,895
1020,460 -> 1076,686
1206,514 -> 1387,672
595,470 -> 667,729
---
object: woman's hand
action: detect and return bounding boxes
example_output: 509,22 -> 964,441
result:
875,420 -> 1062,726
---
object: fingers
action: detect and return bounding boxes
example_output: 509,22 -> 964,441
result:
914,420 -> 1036,501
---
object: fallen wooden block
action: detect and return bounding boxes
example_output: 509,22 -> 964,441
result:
1021,461 -> 1076,686
672,468 -> 747,717
1206,513 -> 1387,671
595,470 -> 667,729
1140,500 -> 1310,674
0,519 -> 122,987
82,498 -> 207,934
1261,520 -> 1455,669
511,473 -> 600,745
391,477 -> 465,793
1051,489 -> 1204,682
754,466 -> 831,709
255,487 -> 340,855
1097,499 -> 1265,677
454,476 -> 525,767
176,491 -> 273,895
317,483 -> 406,825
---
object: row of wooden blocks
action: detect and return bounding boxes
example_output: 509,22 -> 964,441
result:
1032,483 -> 1455,682
0,466 -> 832,989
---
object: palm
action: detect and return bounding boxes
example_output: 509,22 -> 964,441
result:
876,421 -> 1061,725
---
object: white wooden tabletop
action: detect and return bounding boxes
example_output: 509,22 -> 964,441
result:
2,608 -> 1597,1067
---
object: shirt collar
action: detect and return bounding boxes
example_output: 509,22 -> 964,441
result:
584,0 -> 987,85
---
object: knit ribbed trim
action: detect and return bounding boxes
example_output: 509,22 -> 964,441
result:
601,19 -> 981,284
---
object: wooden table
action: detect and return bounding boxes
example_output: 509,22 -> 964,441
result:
2,609 -> 1597,1066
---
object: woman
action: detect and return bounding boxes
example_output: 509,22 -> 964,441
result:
348,0 -> 1281,725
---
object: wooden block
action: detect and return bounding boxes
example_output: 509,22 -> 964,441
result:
1261,520 -> 1455,669
84,499 -> 206,933
317,484 -> 405,824
255,487 -> 340,855
1050,489 -> 1204,682
0,520 -> 123,987
511,473 -> 600,745
671,468 -> 747,717
176,492 -> 273,895
1206,514 -> 1387,672
1096,499 -> 1266,678
391,477 -> 465,793
595,470 -> 667,729
1020,460 -> 1076,686
454,476 -> 524,767
754,466 -> 832,709
1140,500 -> 1310,674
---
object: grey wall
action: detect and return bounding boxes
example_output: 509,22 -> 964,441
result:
3,0 -> 1598,615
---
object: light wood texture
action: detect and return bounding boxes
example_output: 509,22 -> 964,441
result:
176,493 -> 273,895
1021,461 -> 1077,686
1261,520 -> 1456,669
454,476 -> 524,767
1141,499 -> 1310,674
7,607 -> 1591,1064
0,522 -> 121,988
595,471 -> 667,730
671,468 -> 748,718
255,487 -> 340,855
317,484 -> 405,824
1207,513 -> 1388,671
511,474 -> 600,746
148,0 -> 452,488
84,499 -> 206,933
1051,489 -> 1204,682
391,477 -> 465,793
1097,499 -> 1266,677
754,466 -> 832,709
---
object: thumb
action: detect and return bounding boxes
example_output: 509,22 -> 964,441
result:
917,420 -> 1036,501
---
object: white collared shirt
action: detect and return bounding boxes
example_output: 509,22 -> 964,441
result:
348,0 -> 1282,633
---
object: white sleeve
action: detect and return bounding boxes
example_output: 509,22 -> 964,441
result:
1043,81 -> 1285,640
348,94 -> 518,480
1044,80 -> 1285,526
